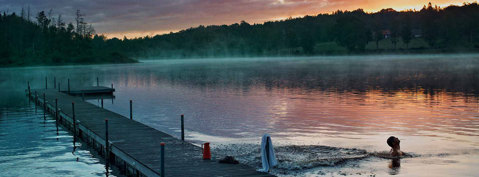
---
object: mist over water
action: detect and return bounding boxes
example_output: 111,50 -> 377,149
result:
1,55 -> 479,176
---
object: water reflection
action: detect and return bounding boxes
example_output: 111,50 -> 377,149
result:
0,104 -> 117,176
85,57 -> 479,152
132,56 -> 479,94
389,159 -> 401,175
1,55 -> 479,176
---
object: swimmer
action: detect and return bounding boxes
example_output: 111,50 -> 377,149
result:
387,136 -> 404,157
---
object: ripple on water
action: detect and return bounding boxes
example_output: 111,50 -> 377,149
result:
213,144 -> 369,175
213,143 -> 479,176
0,106 -> 117,177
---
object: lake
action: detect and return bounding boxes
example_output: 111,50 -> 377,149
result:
1,55 -> 478,176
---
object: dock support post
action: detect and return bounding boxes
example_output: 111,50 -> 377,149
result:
68,79 -> 70,93
43,93 -> 46,120
111,83 -> 113,89
34,91 -> 37,112
27,81 -> 31,97
55,98 -> 59,135
160,142 -> 165,177
130,100 -> 133,120
72,102 -> 76,147
54,77 -> 56,89
105,119 -> 110,173
58,83 -> 60,92
101,97 -> 104,108
181,114 -> 185,141
45,77 -> 47,89
97,77 -> 99,87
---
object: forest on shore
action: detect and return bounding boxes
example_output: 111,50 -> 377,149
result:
0,10 -> 136,66
1,2 -> 479,66
120,2 -> 479,58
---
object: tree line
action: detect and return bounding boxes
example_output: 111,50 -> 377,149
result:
1,2 -> 479,66
117,2 -> 479,58
0,9 -> 135,66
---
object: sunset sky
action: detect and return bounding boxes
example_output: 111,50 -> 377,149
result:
0,0 -> 475,38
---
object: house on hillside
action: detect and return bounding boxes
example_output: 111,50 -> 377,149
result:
412,29 -> 423,38
382,30 -> 391,39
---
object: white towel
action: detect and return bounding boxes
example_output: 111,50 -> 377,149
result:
258,134 -> 278,172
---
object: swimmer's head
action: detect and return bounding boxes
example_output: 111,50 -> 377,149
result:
387,136 -> 400,149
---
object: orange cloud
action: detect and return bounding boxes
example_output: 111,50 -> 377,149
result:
108,0 -> 475,38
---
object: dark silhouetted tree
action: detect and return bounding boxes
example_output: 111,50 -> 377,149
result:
333,15 -> 370,52
36,11 -> 50,30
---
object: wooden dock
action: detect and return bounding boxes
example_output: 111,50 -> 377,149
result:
62,86 -> 115,95
28,87 -> 273,177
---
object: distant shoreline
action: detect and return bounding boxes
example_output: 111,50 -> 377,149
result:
3,52 -> 479,68
136,52 -> 479,61
0,59 -> 139,68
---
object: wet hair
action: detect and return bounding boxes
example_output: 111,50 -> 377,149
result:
387,136 -> 397,147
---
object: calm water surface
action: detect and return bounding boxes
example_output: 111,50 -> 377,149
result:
0,98 -> 119,176
1,55 -> 479,176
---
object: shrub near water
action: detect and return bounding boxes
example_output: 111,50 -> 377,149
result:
313,42 -> 348,55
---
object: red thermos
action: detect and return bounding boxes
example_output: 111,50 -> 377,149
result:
203,142 -> 211,160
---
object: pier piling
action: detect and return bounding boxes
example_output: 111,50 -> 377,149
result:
181,114 -> 185,141
105,119 -> 110,173
45,77 -> 47,89
130,100 -> 133,120
34,91 -> 37,112
55,98 -> 59,134
160,142 -> 165,177
43,93 -> 46,120
68,79 -> 70,93
101,97 -> 104,108
97,77 -> 99,87
54,77 -> 56,89
27,81 -> 31,97
72,102 -> 76,147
